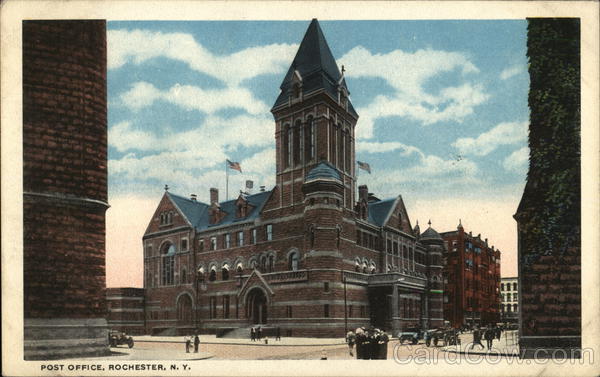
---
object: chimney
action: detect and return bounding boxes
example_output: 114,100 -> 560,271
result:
358,185 -> 368,202
210,188 -> 219,205
190,194 -> 197,202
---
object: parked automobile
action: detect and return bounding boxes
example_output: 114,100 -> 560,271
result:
397,327 -> 422,345
109,330 -> 134,348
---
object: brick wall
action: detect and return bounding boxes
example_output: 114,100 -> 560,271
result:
23,20 -> 109,359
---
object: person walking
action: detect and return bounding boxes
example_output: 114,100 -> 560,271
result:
251,327 -> 256,342
276,326 -> 281,341
185,336 -> 191,353
484,327 -> 494,349
346,330 -> 356,356
257,326 -> 262,341
193,334 -> 200,353
495,325 -> 502,340
470,327 -> 484,350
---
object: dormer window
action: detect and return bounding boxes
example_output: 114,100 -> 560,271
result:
293,82 -> 301,99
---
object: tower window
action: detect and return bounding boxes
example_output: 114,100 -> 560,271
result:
266,224 -> 273,241
293,120 -> 301,166
283,124 -> 291,169
304,117 -> 315,161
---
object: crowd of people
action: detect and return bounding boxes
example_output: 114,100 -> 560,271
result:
250,326 -> 281,342
469,325 -> 502,350
346,327 -> 390,359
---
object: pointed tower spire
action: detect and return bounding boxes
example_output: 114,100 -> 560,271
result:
272,19 -> 357,117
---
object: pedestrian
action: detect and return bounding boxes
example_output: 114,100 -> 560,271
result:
470,327 -> 484,350
250,327 -> 256,342
484,327 -> 494,349
257,326 -> 262,340
276,326 -> 281,341
495,325 -> 502,340
346,330 -> 356,356
185,336 -> 191,353
193,334 -> 200,353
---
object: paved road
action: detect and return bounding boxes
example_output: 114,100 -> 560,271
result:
118,339 -> 462,361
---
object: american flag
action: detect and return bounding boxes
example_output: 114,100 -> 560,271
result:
357,160 -> 371,174
227,159 -> 242,172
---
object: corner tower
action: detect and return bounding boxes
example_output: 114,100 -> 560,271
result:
271,19 -> 358,209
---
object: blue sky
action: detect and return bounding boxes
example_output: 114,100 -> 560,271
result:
105,20 -> 529,284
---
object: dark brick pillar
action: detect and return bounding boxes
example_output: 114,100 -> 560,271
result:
515,18 -> 581,358
23,20 -> 110,359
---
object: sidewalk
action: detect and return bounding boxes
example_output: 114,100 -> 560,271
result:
133,335 -> 347,347
441,330 -> 520,357
80,348 -> 214,361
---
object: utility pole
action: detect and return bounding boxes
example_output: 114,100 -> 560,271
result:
343,272 -> 348,334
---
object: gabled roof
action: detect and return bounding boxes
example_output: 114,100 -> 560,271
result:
367,198 -> 396,227
305,161 -> 342,182
272,19 -> 357,117
167,190 -> 272,231
421,226 -> 443,241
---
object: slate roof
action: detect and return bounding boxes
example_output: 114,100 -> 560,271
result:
167,190 -> 271,231
367,198 -> 396,227
305,161 -> 342,182
421,226 -> 443,240
272,19 -> 358,117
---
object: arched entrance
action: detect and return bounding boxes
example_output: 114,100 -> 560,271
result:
246,288 -> 267,324
176,294 -> 193,325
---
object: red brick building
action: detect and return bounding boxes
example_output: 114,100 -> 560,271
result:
142,19 -> 445,338
440,222 -> 501,328
23,21 -> 110,359
106,288 -> 145,335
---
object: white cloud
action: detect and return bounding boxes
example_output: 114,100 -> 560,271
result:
120,81 -> 269,115
503,146 -> 529,171
339,46 -> 487,138
356,141 -> 422,156
500,65 -> 525,80
109,121 -> 159,152
108,29 -> 297,86
452,121 -> 528,156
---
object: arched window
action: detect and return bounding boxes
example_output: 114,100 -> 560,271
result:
501,283 -> 505,291
513,282 -> 517,291
513,304 -> 518,312
293,120 -> 301,166
329,121 -> 337,166
338,125 -> 345,171
309,226 -> 315,247
268,255 -> 275,272
288,251 -> 299,271
355,262 -> 360,272
260,255 -> 267,272
282,124 -> 290,169
222,264 -> 230,281
344,128 -> 351,173
236,264 -> 243,275
161,244 -> 175,285
209,266 -> 217,282
304,117 -> 314,161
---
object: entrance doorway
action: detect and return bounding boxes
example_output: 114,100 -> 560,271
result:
176,294 -> 193,324
246,288 -> 267,324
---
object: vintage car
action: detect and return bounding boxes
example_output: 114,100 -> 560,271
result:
396,327 -> 422,345
108,330 -> 134,348
425,328 -> 461,347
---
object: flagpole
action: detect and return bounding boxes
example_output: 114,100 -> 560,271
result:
226,160 -> 229,201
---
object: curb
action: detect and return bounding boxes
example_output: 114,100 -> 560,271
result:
134,340 -> 347,347
441,348 -> 519,358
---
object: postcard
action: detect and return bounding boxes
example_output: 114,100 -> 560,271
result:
2,1 -> 599,376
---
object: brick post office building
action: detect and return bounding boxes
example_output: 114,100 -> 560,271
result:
440,223 -> 501,328
141,19 -> 445,338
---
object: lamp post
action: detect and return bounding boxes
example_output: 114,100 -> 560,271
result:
343,272 -> 348,334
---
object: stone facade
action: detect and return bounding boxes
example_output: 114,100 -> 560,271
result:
107,288 -> 146,335
440,224 -> 501,328
500,277 -> 518,324
141,19 -> 445,338
23,20 -> 110,359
